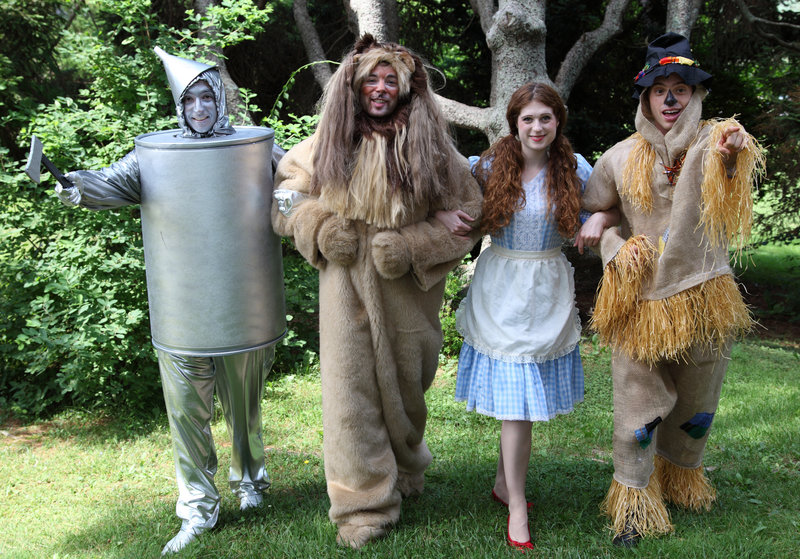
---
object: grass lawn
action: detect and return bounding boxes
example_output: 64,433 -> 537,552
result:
735,243 -> 800,330
1,334 -> 798,558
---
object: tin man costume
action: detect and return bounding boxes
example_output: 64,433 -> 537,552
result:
55,48 -> 286,554
581,33 -> 764,546
272,35 -> 483,548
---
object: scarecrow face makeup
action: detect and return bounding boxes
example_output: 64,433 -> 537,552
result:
183,80 -> 217,135
360,62 -> 400,118
516,100 -> 559,158
647,74 -> 692,134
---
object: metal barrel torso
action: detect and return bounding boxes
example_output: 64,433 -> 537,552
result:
135,126 -> 286,355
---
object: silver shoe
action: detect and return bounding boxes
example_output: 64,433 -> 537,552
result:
239,492 -> 264,511
161,526 -> 202,555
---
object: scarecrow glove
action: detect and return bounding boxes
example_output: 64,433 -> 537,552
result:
318,215 -> 359,266
371,230 -> 411,279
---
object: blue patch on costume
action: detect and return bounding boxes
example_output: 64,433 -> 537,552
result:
680,412 -> 715,439
635,417 -> 663,449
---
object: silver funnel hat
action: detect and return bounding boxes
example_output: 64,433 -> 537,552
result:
154,46 -> 214,106
154,46 -> 235,137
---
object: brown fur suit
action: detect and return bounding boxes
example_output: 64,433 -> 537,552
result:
272,36 -> 482,548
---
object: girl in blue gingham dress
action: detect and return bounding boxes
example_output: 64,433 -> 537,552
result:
437,83 -> 617,550
454,154 -> 590,422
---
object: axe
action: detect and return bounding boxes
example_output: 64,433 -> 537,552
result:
25,135 -> 74,190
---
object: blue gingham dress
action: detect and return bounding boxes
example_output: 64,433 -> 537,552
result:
454,154 -> 592,421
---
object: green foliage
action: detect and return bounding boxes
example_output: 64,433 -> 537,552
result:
398,0 -> 491,155
261,77 -> 322,375
0,161 -> 157,417
263,60 -> 329,149
0,0 -> 76,156
0,0 -> 275,418
691,0 -> 800,244
271,245 -> 320,376
266,60 -> 337,123
267,113 -> 320,151
439,257 -> 473,357
180,0 -> 274,55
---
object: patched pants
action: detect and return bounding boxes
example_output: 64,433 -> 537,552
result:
610,341 -> 731,489
158,346 -> 274,530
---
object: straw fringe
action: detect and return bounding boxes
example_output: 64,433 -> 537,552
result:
655,455 -> 716,511
700,118 -> 766,259
592,263 -> 752,365
591,235 -> 656,356
601,475 -> 673,538
621,133 -> 656,213
592,235 -> 657,328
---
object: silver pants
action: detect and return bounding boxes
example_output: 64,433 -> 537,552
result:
157,346 -> 274,530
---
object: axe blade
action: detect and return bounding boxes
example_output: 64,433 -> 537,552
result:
25,135 -> 43,184
23,135 -> 74,190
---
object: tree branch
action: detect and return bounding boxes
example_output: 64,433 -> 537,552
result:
293,0 -> 334,90
434,94 -> 493,132
734,0 -> 800,52
554,0 -> 632,100
343,0 -> 398,41
469,0 -> 497,36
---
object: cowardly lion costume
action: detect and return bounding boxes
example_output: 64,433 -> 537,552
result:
272,35 -> 482,547
582,33 -> 765,544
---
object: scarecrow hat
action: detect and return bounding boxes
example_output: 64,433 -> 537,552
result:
154,46 -> 216,106
632,32 -> 712,98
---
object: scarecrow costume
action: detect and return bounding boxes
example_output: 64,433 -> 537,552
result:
57,49 -> 285,554
272,35 -> 482,548
582,33 -> 764,544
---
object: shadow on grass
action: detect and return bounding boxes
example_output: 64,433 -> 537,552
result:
21,432 -> 800,558
46,458 -> 333,558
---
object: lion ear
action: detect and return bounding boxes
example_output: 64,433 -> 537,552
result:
398,52 -> 415,73
354,33 -> 377,54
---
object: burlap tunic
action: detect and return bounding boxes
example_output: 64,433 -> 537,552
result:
583,88 -> 759,499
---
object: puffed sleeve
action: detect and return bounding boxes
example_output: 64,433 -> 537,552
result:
66,150 -> 142,209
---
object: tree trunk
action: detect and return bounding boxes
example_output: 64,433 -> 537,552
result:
294,0 -> 334,90
666,0 -> 702,38
293,0 -> 701,143
343,0 -> 398,42
555,0 -> 633,99
194,0 -> 254,125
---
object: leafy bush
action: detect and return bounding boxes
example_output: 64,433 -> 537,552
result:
0,148 -> 157,417
0,0 -> 274,418
439,256 -> 474,358
265,111 -> 321,375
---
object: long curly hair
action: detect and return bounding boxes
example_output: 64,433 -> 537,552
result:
476,83 -> 582,236
310,34 -> 461,207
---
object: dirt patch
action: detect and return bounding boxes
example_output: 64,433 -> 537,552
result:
0,419 -> 54,448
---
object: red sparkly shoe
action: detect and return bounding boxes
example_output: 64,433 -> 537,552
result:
506,515 -> 534,551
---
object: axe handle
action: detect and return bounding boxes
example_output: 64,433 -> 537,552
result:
41,153 -> 75,190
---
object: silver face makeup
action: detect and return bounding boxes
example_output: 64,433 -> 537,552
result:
182,81 -> 217,135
